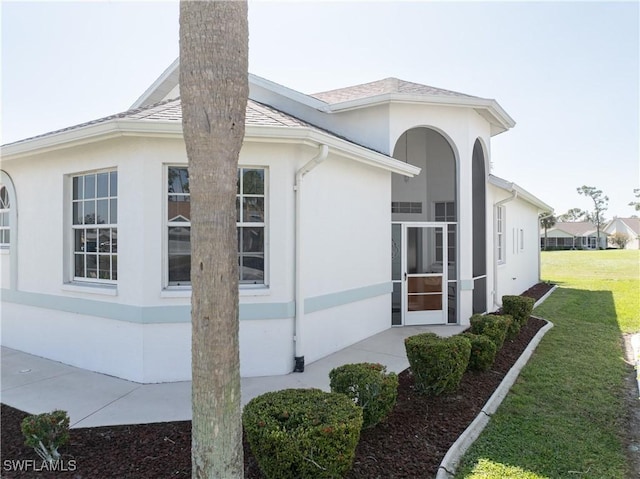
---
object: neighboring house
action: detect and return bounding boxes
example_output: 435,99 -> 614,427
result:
540,221 -> 608,250
604,217 -> 640,249
0,60 -> 551,383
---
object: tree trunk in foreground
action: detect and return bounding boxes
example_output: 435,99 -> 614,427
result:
180,1 -> 248,478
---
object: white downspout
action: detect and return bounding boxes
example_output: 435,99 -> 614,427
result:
293,144 -> 329,372
493,186 -> 517,309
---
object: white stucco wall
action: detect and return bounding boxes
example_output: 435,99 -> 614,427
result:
1,135 -> 396,382
489,184 -> 542,304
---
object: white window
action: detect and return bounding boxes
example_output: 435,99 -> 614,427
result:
166,166 -> 266,287
0,185 -> 10,248
496,206 -> 505,263
72,170 -> 118,282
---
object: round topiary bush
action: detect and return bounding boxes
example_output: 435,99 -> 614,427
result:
462,332 -> 498,372
242,388 -> 363,479
404,333 -> 471,395
469,313 -> 512,348
502,295 -> 535,327
329,362 -> 398,429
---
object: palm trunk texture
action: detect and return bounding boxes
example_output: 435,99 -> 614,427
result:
179,2 -> 248,478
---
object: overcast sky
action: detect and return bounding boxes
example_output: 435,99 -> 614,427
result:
2,1 -> 638,217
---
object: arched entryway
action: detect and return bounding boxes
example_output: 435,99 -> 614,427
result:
390,127 -> 457,325
472,139 -> 487,313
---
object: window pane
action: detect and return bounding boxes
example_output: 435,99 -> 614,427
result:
435,202 -> 445,220
86,255 -> 97,278
84,174 -> 96,199
73,177 -> 83,200
0,212 -> 6,226
236,197 -> 240,222
97,199 -> 108,224
112,255 -> 118,280
98,229 -> 111,252
242,169 -> 264,195
168,167 -> 189,194
75,254 -> 84,277
110,199 -> 118,223
111,229 -> 118,253
168,226 -> 191,283
243,197 -> 264,223
73,202 -> 83,225
240,255 -> 264,282
74,230 -> 84,252
97,173 -> 109,198
168,195 -> 190,221
86,228 -> 97,252
84,200 -> 96,224
238,227 -> 264,253
98,255 -> 111,280
110,171 -> 118,196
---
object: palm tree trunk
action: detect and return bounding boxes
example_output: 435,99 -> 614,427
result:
180,1 -> 248,477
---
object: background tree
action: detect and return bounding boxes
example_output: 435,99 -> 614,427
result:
629,188 -> 640,211
539,212 -> 556,251
180,1 -> 248,478
610,232 -> 630,249
577,185 -> 608,250
557,207 -> 586,222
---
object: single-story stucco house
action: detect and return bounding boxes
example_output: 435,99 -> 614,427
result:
0,59 -> 552,383
604,217 -> 640,249
540,221 -> 608,250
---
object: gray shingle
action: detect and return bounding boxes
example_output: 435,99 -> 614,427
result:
312,77 -> 480,104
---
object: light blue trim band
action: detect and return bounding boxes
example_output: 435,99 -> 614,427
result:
304,282 -> 392,314
1,282 -> 390,324
1,289 -> 294,324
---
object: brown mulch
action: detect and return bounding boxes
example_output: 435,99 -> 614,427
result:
0,284 -> 553,479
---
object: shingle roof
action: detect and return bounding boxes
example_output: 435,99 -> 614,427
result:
312,77 -> 480,104
550,222 -> 601,237
3,98 -> 317,147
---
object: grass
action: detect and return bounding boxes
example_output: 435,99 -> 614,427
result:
456,249 -> 640,479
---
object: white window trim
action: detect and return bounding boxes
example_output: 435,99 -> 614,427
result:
163,164 -> 269,291
496,205 -> 505,264
0,171 -> 18,290
67,168 -> 118,287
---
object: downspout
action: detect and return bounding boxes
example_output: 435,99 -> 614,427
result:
293,144 -> 329,372
538,212 -> 554,282
492,186 -> 517,309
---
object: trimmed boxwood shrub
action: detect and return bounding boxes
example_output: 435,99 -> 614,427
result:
469,314 -> 511,349
404,333 -> 471,395
242,388 -> 363,479
329,362 -> 398,429
502,295 -> 535,327
462,332 -> 498,372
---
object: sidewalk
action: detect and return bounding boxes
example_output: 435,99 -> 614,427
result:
1,324 -> 465,428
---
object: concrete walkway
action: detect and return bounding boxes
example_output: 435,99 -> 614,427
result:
1,324 -> 465,428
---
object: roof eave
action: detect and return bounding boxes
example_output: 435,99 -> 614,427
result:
130,58 -> 180,109
489,174 -> 553,212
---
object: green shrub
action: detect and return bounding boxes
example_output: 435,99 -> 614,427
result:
404,333 -> 471,395
21,410 -> 70,464
329,362 -> 398,429
469,314 -> 511,349
242,388 -> 362,479
462,333 -> 498,372
502,295 -> 535,327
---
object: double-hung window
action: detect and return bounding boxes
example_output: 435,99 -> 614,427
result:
166,166 -> 266,287
496,206 -> 505,263
72,170 -> 118,282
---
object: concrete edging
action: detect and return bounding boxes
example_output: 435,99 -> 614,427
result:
435,314 -> 555,479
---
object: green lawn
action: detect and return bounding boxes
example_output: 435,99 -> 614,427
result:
456,249 -> 640,479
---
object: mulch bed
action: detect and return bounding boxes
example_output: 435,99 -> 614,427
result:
1,284 -> 553,479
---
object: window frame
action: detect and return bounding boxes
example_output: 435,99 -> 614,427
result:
0,184 -> 11,248
70,169 -> 118,285
164,164 -> 268,289
496,205 -> 505,264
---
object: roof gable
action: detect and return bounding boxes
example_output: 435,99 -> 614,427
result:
312,77 -> 478,104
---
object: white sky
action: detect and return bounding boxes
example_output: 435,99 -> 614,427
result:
2,1 -> 639,217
